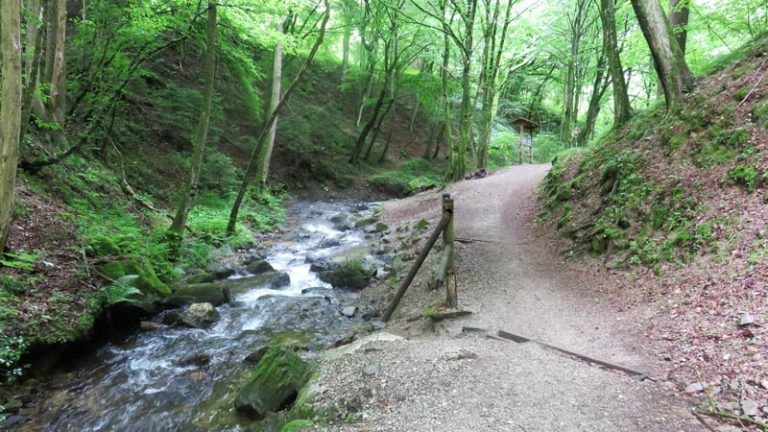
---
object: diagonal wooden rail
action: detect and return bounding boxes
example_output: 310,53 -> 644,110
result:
383,193 -> 456,322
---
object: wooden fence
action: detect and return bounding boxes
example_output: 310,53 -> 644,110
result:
383,193 -> 457,322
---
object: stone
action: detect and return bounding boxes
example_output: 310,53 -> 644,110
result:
224,271 -> 291,299
341,306 -> 358,317
234,347 -> 311,419
246,259 -> 274,275
319,238 -> 341,249
163,303 -> 219,329
354,217 -> 379,229
739,313 -> 756,326
362,364 -> 379,377
178,351 -> 211,367
742,399 -> 760,417
207,262 -> 237,280
139,321 -> 164,331
318,260 -> 369,290
3,399 -> 23,413
684,383 -> 704,394
186,272 -> 215,284
169,283 -> 227,307
186,303 -> 220,328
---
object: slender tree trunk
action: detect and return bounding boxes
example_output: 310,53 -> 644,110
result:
448,0 -> 478,181
559,0 -> 586,146
669,0 -> 689,55
600,0 -> 632,125
355,60 -> 375,129
20,14 -> 45,143
364,97 -> 394,161
341,26 -> 351,81
378,130 -> 393,163
630,0 -> 694,109
258,22 -> 284,193
408,95 -> 419,131
227,0 -> 329,235
45,0 -> 67,124
170,2 -> 217,234
439,1 -> 453,167
577,53 -> 609,146
1,0 -> 23,250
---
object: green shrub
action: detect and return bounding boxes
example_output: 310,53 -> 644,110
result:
725,165 -> 760,192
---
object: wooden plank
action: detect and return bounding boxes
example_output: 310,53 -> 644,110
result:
496,330 -> 655,381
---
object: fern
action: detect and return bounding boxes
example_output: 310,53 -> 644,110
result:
102,275 -> 142,305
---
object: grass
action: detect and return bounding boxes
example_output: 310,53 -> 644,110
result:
369,158 -> 444,197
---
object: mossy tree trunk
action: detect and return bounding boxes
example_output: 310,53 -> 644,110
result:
599,0 -> 632,125
630,0 -> 694,109
1,0 -> 23,250
258,20 -> 284,193
577,51 -> 610,146
170,1 -> 217,234
669,0 -> 689,55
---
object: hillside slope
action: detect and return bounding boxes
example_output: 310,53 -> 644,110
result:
541,36 -> 768,416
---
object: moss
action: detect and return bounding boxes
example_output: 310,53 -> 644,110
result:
734,86 -> 751,101
317,260 -> 369,290
84,236 -> 121,257
280,419 -> 313,432
731,66 -> 747,80
235,347 -> 312,420
101,257 -> 171,312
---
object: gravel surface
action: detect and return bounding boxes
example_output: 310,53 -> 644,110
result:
306,165 -> 708,431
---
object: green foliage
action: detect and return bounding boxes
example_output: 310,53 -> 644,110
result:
101,275 -> 143,305
370,159 -> 443,197
0,332 -> 26,382
725,165 -> 760,192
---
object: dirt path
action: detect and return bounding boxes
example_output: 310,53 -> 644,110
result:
309,165 -> 707,432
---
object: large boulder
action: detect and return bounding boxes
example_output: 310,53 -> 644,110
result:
318,260 -> 369,290
101,257 -> 171,312
235,347 -> 311,419
224,271 -> 291,300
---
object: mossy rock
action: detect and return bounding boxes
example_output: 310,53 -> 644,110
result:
85,236 -> 122,257
280,419 -> 313,432
246,259 -> 275,275
318,260 -> 369,290
101,257 -> 171,311
169,283 -> 227,307
186,272 -> 215,284
353,216 -> 379,228
235,347 -> 312,420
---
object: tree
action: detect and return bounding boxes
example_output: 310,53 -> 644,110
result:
669,0 -> 690,55
600,0 -> 632,124
558,0 -> 592,146
170,1 -> 218,234
257,20 -> 285,192
43,0 -> 68,124
630,0 -> 694,108
1,0 -> 23,250
227,0 -> 330,235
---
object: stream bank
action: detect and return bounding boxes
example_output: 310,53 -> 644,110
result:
3,200 -> 398,431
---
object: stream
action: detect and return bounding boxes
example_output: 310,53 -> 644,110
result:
20,201 -> 384,431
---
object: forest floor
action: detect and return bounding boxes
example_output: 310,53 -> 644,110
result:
307,165 -> 721,432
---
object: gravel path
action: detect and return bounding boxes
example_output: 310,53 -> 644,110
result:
308,165 -> 707,431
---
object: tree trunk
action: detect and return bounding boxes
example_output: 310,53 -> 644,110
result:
559,0 -> 587,146
170,2 -> 217,234
577,53 -> 610,146
227,0 -> 329,235
600,0 -> 632,125
341,26 -> 351,81
1,0 -> 23,250
20,12 -> 45,143
669,0 -> 689,55
258,22 -> 284,193
630,0 -> 694,109
439,1 -> 453,166
44,0 -> 67,124
447,0 -> 478,181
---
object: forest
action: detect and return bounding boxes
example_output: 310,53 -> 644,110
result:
1,0 -> 768,430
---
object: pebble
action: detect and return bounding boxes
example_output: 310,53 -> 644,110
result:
684,383 -> 704,393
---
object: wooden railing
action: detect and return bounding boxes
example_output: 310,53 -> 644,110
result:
383,193 -> 457,322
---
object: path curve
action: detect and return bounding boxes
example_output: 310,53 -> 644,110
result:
310,165 -> 705,432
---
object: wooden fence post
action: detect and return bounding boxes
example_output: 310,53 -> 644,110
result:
442,193 -> 457,308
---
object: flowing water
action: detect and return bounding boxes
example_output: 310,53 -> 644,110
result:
21,201 -> 380,432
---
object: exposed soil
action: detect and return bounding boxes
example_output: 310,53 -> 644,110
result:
308,165 -> 710,432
